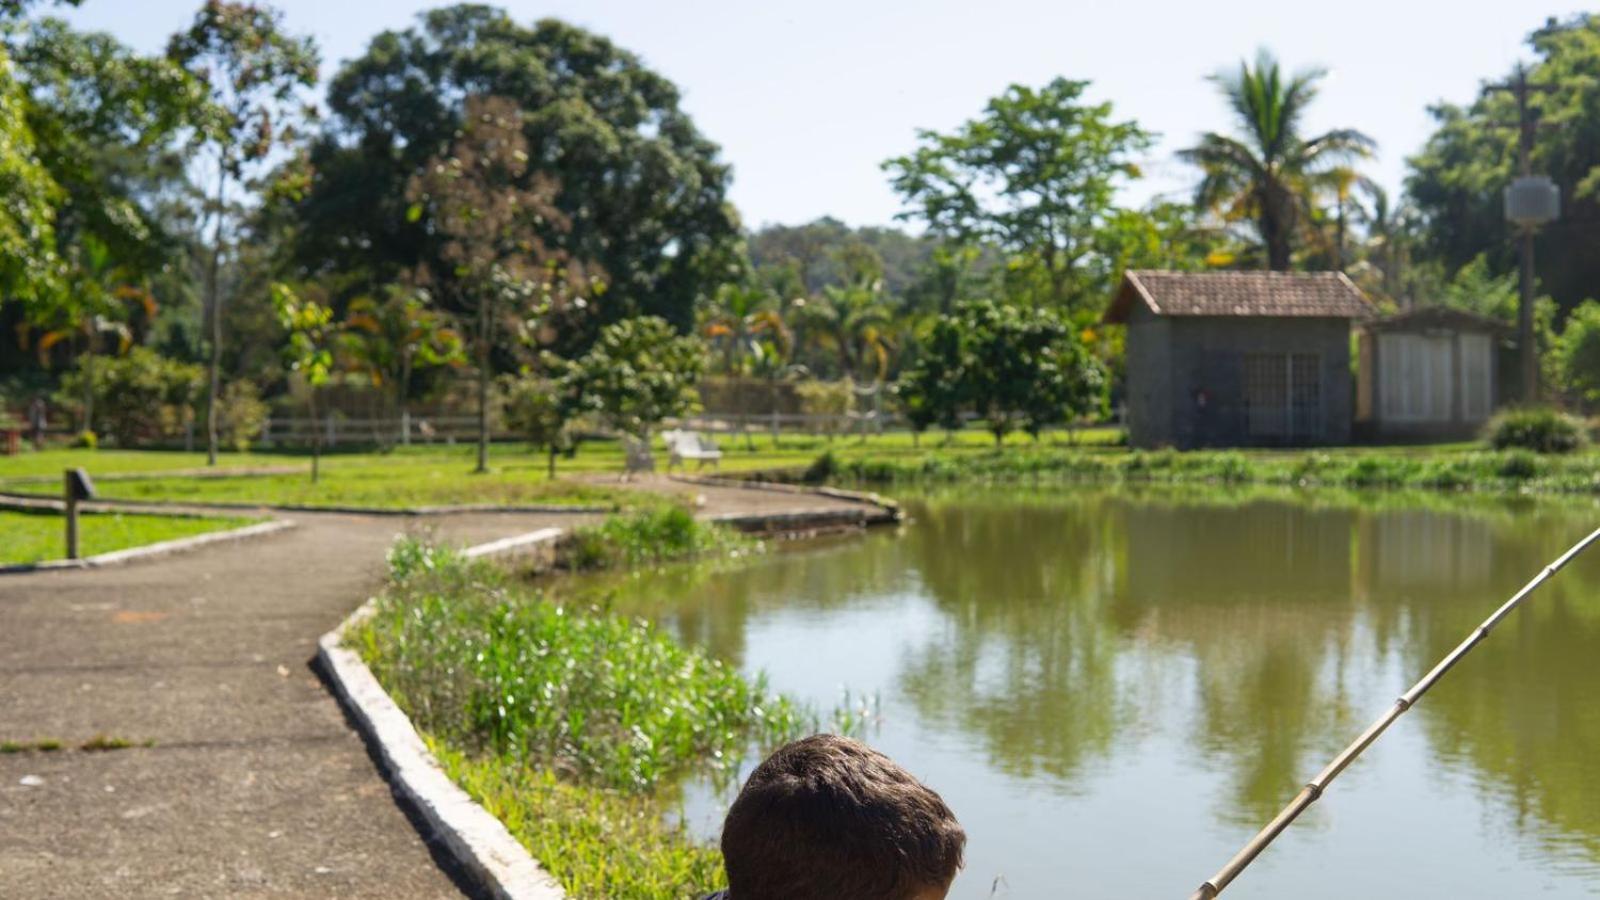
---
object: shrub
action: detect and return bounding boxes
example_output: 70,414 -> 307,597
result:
1486,407 -> 1586,454
1552,299 -> 1600,404
71,430 -> 97,450
1496,449 -> 1542,481
57,348 -> 203,447
217,380 -> 269,452
795,379 -> 853,437
561,506 -> 754,571
803,450 -> 840,484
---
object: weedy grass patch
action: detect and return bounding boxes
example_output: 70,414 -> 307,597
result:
353,537 -> 821,897
559,506 -> 757,572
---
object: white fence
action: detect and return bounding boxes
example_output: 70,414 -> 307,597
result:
255,410 -> 900,448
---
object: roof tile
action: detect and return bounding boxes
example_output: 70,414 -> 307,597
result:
1106,270 -> 1374,322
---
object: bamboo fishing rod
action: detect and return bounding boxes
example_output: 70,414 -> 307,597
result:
1185,524 -> 1600,900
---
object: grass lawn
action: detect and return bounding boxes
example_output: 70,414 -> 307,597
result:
0,509 -> 256,566
0,427 -> 1121,509
7,425 -> 1558,508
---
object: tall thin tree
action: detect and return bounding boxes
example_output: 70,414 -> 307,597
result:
406,95 -> 595,474
168,0 -> 317,465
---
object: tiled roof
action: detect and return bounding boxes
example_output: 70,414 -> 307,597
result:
1104,270 -> 1375,323
1363,304 -> 1511,335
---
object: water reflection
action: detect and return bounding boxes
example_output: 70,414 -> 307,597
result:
556,487 -> 1600,897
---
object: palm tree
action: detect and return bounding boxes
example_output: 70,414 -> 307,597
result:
342,285 -> 464,445
21,238 -> 157,436
1178,50 -> 1375,271
702,283 -> 789,375
795,280 -> 897,382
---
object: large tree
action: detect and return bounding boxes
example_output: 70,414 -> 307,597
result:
1407,15 -> 1600,315
168,0 -> 318,465
297,5 -> 741,346
1178,50 -> 1374,271
0,44 -> 62,315
884,77 -> 1152,314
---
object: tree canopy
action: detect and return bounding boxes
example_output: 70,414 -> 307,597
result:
1179,49 -> 1374,271
1406,15 -> 1600,314
885,78 -> 1153,314
297,5 -> 741,346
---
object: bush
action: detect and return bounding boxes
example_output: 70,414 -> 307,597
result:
1496,449 -> 1542,481
58,348 -> 203,447
217,380 -> 269,452
561,506 -> 754,571
71,430 -> 97,450
1552,299 -> 1600,404
803,450 -> 840,484
795,379 -> 853,437
1486,407 -> 1586,454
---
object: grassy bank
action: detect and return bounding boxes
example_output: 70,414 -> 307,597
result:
0,508 -> 256,566
351,537 -> 810,897
810,444 -> 1600,496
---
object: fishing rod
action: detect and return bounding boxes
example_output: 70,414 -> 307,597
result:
1185,524 -> 1600,900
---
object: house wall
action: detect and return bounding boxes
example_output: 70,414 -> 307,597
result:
1364,326 -> 1500,440
1123,304 -> 1173,448
1160,316 -> 1353,448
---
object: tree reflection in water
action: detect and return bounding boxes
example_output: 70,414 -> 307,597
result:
553,486 -> 1600,888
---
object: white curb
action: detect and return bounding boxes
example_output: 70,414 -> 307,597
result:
318,528 -> 571,900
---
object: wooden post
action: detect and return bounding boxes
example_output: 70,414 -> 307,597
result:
64,470 -> 79,560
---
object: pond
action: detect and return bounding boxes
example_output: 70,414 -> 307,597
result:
561,487 -> 1600,898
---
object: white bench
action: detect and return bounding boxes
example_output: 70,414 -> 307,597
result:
661,429 -> 723,470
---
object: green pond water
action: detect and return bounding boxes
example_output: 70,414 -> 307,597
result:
562,487 -> 1600,898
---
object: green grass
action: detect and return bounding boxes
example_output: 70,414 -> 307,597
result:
0,427 -> 1115,510
353,537 -> 818,897
0,509 -> 256,566
811,442 -> 1600,498
559,506 -> 757,572
0,738 -> 62,753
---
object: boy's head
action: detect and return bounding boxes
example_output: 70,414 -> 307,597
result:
720,734 -> 965,900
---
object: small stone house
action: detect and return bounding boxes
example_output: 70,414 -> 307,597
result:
1104,270 -> 1374,449
1356,306 -> 1509,440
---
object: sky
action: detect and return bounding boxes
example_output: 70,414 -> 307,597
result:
64,0 -> 1585,231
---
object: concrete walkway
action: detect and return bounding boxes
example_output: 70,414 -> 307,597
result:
0,483 -> 883,898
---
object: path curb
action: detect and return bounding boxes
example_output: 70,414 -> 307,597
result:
668,473 -> 903,524
0,519 -> 296,575
317,528 -> 572,900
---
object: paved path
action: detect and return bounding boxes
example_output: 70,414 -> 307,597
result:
0,482 -> 883,898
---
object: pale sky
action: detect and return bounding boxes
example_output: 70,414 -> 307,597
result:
65,0 -> 1581,230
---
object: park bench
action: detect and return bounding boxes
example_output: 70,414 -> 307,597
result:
661,429 -> 722,471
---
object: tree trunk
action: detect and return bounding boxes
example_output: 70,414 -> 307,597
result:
204,163 -> 227,466
399,352 -> 413,447
475,298 -> 490,474
547,446 -> 557,480
80,337 -> 94,438
308,387 -> 321,484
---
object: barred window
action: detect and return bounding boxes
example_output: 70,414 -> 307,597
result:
1244,353 -> 1321,440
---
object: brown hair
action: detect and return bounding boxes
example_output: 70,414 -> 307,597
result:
719,734 -> 965,900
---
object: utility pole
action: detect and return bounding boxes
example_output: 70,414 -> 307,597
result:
1486,64 -> 1558,404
